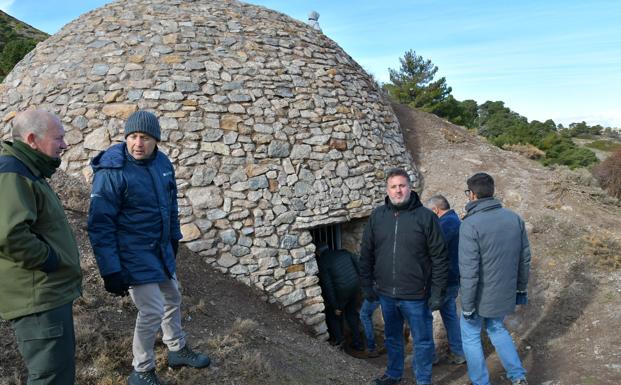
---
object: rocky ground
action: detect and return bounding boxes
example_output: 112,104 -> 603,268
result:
1,104 -> 620,385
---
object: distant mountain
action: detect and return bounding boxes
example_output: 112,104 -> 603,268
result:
0,10 -> 49,81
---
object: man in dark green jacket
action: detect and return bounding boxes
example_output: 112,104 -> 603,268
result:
0,109 -> 82,385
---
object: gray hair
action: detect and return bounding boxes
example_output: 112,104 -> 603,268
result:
385,167 -> 411,183
427,194 -> 450,211
12,109 -> 60,141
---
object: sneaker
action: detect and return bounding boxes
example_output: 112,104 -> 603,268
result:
367,348 -> 380,358
511,380 -> 528,385
374,374 -> 401,385
168,345 -> 211,368
445,351 -> 466,365
128,370 -> 161,385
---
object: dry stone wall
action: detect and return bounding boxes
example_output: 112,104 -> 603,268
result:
0,0 -> 420,337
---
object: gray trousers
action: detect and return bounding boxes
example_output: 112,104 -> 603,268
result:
11,302 -> 75,385
129,277 -> 186,371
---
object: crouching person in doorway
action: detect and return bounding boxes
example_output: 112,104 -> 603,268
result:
316,244 -> 364,355
87,110 -> 210,385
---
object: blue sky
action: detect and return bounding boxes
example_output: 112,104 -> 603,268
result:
2,0 -> 620,128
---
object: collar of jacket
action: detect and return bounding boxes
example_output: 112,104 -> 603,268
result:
2,140 -> 60,178
90,142 -> 159,170
384,190 -> 422,211
439,209 -> 459,223
464,197 -> 502,218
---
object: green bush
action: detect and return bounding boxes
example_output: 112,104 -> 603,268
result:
0,38 -> 37,77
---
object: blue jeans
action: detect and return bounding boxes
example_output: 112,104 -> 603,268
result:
460,314 -> 526,385
379,294 -> 434,384
359,299 -> 380,350
439,285 -> 464,356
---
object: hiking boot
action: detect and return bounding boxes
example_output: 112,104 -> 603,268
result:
350,341 -> 365,352
373,374 -> 401,385
445,351 -> 466,365
128,370 -> 161,385
367,348 -> 380,358
511,379 -> 528,385
168,345 -> 211,368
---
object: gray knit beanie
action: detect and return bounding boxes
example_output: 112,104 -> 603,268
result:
124,110 -> 161,141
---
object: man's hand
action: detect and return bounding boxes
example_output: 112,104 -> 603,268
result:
516,291 -> 528,305
427,294 -> 443,312
40,248 -> 60,273
102,272 -> 129,297
462,310 -> 476,321
361,286 -> 379,302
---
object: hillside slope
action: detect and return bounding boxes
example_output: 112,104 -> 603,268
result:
0,10 -> 48,80
1,104 -> 620,385
0,10 -> 48,45
0,172 -> 378,385
394,104 -> 621,385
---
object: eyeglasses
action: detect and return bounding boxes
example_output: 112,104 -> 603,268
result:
464,189 -> 471,197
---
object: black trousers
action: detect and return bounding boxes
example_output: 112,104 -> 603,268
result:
326,293 -> 362,348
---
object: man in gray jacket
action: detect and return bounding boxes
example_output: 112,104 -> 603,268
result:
459,173 -> 530,385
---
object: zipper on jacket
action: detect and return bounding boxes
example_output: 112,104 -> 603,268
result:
392,211 -> 399,296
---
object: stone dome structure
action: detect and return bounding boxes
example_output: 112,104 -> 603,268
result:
0,0 -> 419,337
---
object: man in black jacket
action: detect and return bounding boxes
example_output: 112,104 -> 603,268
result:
360,168 -> 449,385
316,245 -> 363,352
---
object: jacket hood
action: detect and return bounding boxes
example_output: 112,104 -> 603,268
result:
464,197 -> 502,218
91,143 -> 126,170
384,190 -> 422,211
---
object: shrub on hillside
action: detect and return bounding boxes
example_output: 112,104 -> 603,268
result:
503,143 -> 545,159
592,148 -> 621,198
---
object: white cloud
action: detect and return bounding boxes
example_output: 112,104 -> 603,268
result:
0,0 -> 14,12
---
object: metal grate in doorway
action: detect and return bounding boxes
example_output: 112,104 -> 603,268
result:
310,223 -> 342,251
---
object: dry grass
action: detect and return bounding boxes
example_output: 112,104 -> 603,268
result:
503,143 -> 546,159
441,126 -> 468,143
207,318 -> 259,359
592,148 -> 621,199
582,233 -> 621,271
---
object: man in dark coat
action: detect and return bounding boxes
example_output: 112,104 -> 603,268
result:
360,168 -> 449,385
88,110 -> 209,385
427,194 -> 466,365
316,244 -> 363,352
459,173 -> 530,385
